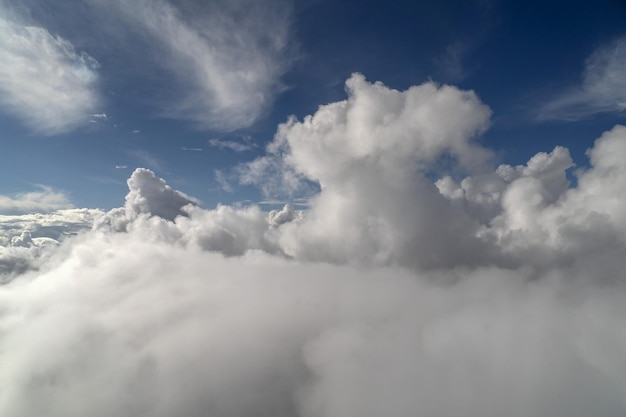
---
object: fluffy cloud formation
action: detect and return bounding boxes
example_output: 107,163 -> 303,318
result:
88,0 -> 292,131
2,75 -> 626,416
242,74 -> 493,268
539,37 -> 626,120
95,168 -> 198,231
0,7 -> 101,134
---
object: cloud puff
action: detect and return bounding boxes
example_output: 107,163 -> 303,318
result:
0,8 -> 101,134
90,0 -> 292,131
2,75 -> 626,417
539,37 -> 626,120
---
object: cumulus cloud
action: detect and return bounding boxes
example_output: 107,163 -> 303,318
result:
0,7 -> 101,134
96,168 -> 198,232
2,74 -> 626,416
88,0 -> 293,131
241,73 -> 493,268
539,37 -> 626,120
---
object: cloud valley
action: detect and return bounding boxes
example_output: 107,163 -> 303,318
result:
2,75 -> 626,417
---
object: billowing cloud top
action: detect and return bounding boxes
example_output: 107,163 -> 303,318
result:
2,75 -> 626,417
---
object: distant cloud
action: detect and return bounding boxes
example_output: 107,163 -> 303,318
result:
181,147 -> 202,152
0,8 -> 102,134
539,37 -> 626,121
92,113 -> 108,120
208,137 -> 256,152
0,208 -> 100,245
132,130 -> 140,134
0,186 -> 74,215
89,0 -> 293,131
0,208 -> 100,278
115,165 -> 128,169
96,168 -> 199,230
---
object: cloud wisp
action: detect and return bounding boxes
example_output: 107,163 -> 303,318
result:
209,137 -> 257,152
539,37 -> 626,121
0,7 -> 101,134
2,74 -> 626,417
89,0 -> 293,131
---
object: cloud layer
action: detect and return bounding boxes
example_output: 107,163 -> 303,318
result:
0,7 -> 101,134
0,186 -> 74,215
2,75 -> 626,416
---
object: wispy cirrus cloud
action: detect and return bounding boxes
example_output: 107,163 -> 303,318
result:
0,7 -> 102,135
89,0 -> 293,131
538,37 -> 626,121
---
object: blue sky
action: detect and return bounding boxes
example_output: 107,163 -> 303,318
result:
1,0 -> 626,210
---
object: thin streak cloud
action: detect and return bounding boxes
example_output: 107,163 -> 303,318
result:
209,138 -> 257,152
539,37 -> 626,121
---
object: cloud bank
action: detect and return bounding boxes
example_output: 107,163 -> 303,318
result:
0,7 -> 101,134
0,186 -> 74,215
539,37 -> 626,120
2,75 -> 626,417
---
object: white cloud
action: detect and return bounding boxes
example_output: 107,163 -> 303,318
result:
89,0 -> 293,131
3,75 -> 626,416
241,73 -> 493,267
0,8 -> 101,134
539,37 -> 626,120
96,168 -> 199,232
0,186 -> 74,215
